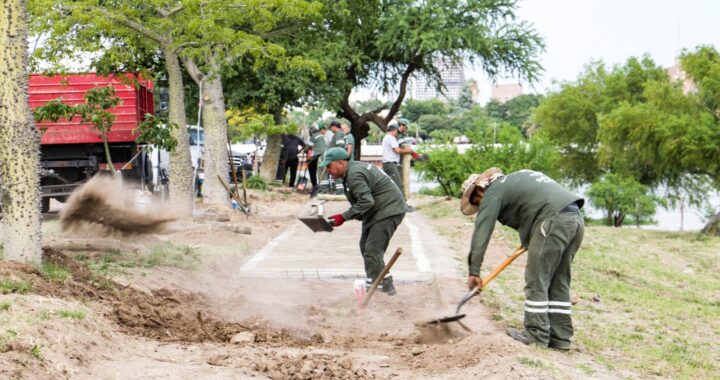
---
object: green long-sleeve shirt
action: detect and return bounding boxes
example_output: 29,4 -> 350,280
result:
468,170 -> 583,275
341,161 -> 407,230
306,133 -> 328,158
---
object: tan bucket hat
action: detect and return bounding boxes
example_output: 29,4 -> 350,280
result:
460,167 -> 505,215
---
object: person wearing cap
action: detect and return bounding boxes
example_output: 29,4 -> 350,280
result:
381,123 -> 415,194
342,123 -> 355,161
329,120 -> 347,149
320,147 -> 407,295
303,124 -> 328,198
461,168 -> 585,351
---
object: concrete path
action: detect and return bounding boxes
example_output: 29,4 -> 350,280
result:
236,201 -> 459,283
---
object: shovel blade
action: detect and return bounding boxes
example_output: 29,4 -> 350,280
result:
425,314 -> 466,325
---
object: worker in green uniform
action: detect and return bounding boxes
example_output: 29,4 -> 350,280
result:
342,123 -> 355,161
320,147 -> 407,295
461,168 -> 585,351
329,120 -> 346,150
304,124 -> 328,198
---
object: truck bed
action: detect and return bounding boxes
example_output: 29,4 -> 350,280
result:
29,73 -> 154,145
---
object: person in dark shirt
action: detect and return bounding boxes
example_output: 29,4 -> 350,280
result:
281,133 -> 306,187
461,168 -> 585,351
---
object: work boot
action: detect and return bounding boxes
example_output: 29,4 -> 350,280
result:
380,276 -> 396,296
548,339 -> 571,351
364,278 -> 397,296
309,186 -> 319,199
506,328 -> 534,345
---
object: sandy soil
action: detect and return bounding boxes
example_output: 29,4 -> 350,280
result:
0,191 -> 625,379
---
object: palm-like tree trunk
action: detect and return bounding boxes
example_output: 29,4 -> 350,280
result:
0,0 -> 43,262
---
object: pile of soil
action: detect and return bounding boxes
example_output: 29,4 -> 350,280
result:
1,248 -> 301,345
209,352 -> 373,380
60,176 -> 178,235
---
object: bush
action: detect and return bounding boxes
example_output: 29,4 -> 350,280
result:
246,175 -> 267,191
587,173 -> 663,227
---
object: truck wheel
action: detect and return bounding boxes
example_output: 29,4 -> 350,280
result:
41,197 -> 50,213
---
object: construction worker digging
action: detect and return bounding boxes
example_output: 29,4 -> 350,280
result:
320,147 -> 407,295
461,168 -> 585,351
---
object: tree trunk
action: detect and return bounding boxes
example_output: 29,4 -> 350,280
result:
401,154 -> 411,199
701,210 -> 720,236
259,112 -> 283,183
0,0 -> 43,262
198,68 -> 230,206
163,47 -> 194,214
101,131 -> 117,177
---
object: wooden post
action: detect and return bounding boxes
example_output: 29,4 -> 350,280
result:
402,154 -> 411,200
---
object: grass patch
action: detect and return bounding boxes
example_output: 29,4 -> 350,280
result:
491,227 -> 719,378
0,330 -> 18,353
0,278 -> 31,295
0,302 -> 10,311
56,309 -> 86,320
41,261 -> 71,282
423,205 -> 720,378
76,243 -> 200,277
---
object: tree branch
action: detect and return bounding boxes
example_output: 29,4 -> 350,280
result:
385,63 -> 416,122
181,56 -> 205,86
98,8 -> 166,44
157,5 -> 184,18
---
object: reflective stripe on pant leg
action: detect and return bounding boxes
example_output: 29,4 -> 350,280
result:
549,212 -> 584,347
524,215 -> 565,346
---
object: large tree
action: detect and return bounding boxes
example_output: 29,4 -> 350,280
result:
679,46 -> 720,234
317,0 -> 543,155
0,0 -> 42,262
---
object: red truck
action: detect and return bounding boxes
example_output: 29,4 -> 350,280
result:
29,73 -> 155,212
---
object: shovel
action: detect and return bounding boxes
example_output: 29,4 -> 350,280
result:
426,245 -> 527,325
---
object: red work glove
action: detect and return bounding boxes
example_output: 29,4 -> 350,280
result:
411,152 -> 420,160
328,214 -> 345,227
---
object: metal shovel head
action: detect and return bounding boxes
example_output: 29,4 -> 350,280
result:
297,203 -> 334,232
425,314 -> 466,325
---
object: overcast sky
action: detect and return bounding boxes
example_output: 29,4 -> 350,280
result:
468,0 -> 720,101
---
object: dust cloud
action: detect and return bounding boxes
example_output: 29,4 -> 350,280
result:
59,175 -> 179,235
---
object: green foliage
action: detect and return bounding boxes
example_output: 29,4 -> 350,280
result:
0,278 -> 31,294
134,114 -> 178,153
587,173 -> 663,227
246,175 -> 268,191
485,94 -> 543,131
56,310 -> 86,320
0,302 -> 10,312
41,262 -> 71,283
401,99 -> 450,123
321,0 -> 544,140
415,146 -> 472,197
226,107 -> 297,142
415,134 -> 561,197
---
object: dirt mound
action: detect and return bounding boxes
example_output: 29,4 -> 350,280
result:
208,352 -> 373,380
60,176 -> 178,235
1,248 -> 301,345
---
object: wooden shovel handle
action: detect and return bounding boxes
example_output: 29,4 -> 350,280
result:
362,247 -> 403,307
481,245 -> 527,287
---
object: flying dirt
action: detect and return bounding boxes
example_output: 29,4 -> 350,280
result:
59,176 -> 179,235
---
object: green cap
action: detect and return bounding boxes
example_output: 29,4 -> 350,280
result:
318,147 -> 348,167
387,123 -> 399,131
398,118 -> 410,126
317,123 -> 327,130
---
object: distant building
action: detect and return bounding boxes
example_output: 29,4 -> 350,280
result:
412,58 -> 466,101
666,62 -> 697,94
490,83 -> 523,103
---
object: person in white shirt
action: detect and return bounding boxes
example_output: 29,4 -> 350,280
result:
381,124 -> 415,195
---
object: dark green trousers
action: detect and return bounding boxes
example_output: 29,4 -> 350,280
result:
359,213 -> 405,286
382,162 -> 403,194
524,211 -> 584,348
